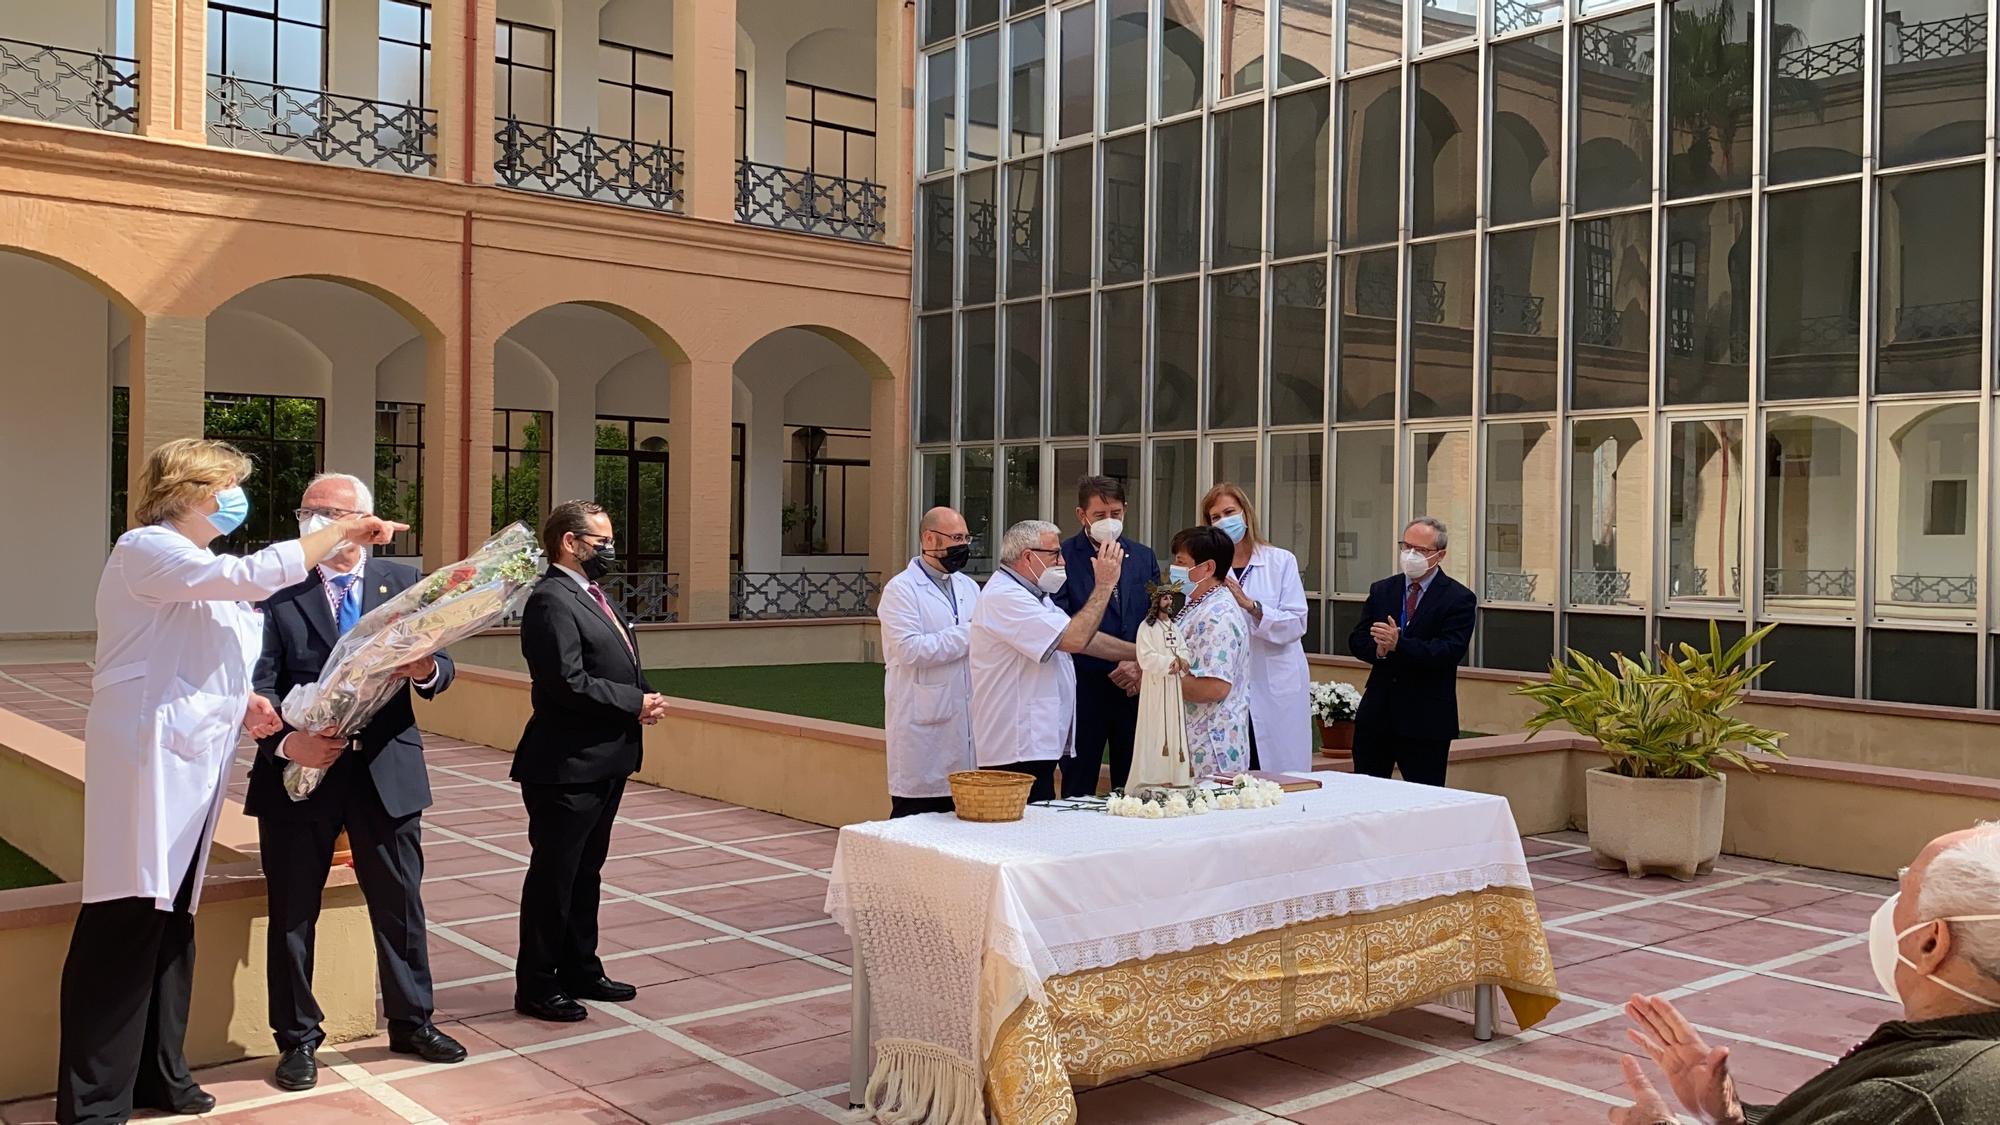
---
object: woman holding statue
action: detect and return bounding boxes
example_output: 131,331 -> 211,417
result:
1168,525 -> 1252,778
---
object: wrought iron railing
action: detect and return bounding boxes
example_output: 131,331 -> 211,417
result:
1776,35 -> 1863,81
1352,261 -> 1398,317
730,570 -> 882,621
0,36 -> 137,132
1576,305 -> 1624,348
1103,219 -> 1143,277
1785,313 -> 1861,352
1893,299 -> 1981,341
1745,567 -> 1856,598
600,569 -> 682,623
494,118 -> 683,211
1570,569 -> 1633,605
1668,566 -> 1710,598
1410,278 -> 1448,324
1889,574 -> 1977,605
1886,12 -> 1987,66
1489,286 -> 1545,335
736,160 -> 885,242
1273,262 -> 1328,309
1485,570 -> 1540,603
1494,0 -> 1555,37
1578,23 -> 1652,75
207,75 -> 435,173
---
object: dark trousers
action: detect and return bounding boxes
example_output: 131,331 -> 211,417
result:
1064,669 -> 1139,797
995,758 -> 1059,803
890,795 -> 956,818
56,853 -> 200,1125
1248,718 -> 1260,771
1353,726 -> 1450,786
257,782 -> 434,1052
517,776 -> 626,1000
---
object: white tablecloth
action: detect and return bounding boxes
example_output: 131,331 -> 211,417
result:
825,773 -> 1533,1123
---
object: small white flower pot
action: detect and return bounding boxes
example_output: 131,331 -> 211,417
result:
1585,768 -> 1726,882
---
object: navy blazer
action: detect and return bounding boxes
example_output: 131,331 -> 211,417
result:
248,558 -> 453,821
1346,569 -> 1477,743
513,567 -> 655,786
1053,531 -> 1159,676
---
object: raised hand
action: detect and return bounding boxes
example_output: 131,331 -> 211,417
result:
1091,537 -> 1124,589
1608,1056 -> 1679,1125
1623,995 -> 1745,1125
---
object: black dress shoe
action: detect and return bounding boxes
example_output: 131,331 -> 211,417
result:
565,975 -> 637,1002
514,992 -> 588,1022
136,1084 -> 216,1115
273,1045 -> 318,1091
389,1024 -> 468,1064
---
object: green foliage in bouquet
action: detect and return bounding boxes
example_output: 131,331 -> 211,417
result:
1512,621 -> 1785,781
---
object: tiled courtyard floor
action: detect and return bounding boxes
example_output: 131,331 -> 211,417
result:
0,662 -> 1901,1123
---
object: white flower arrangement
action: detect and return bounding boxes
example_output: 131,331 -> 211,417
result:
1107,776 -> 1286,818
1309,680 -> 1363,724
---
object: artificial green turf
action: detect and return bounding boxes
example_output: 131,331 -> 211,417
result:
647,662 -> 888,728
0,836 -> 58,891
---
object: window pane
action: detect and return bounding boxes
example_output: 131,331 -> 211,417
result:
1272,88 -> 1331,260
918,315 -> 953,443
1270,259 -> 1327,426
1421,1 -> 1475,48
1059,2 -> 1095,138
1006,158 -> 1045,298
1052,146 -> 1093,291
1104,0 -> 1148,131
1481,608 -> 1554,671
1003,445 -> 1042,528
1408,236 -> 1474,418
1770,0 -> 1861,183
1336,249 -> 1397,422
1154,119 -> 1202,276
1494,0 -> 1560,35
380,42 -> 421,105
968,0 -> 1001,29
1880,1 -> 1987,167
1410,431 -> 1472,568
1666,0 -> 1752,198
1004,301 -> 1043,439
1276,0 -> 1331,88
1491,30 -> 1563,226
1099,287 -> 1143,435
1758,622 -> 1853,697
920,451 -> 952,514
963,447 -> 995,570
1010,16 -> 1046,156
921,180 -> 955,310
1339,71 -> 1401,247
1575,12 -> 1655,214
1766,182 -> 1860,400
1267,432 -> 1323,590
1054,446 -> 1091,509
1333,428 -> 1395,594
1102,133 -> 1145,285
1212,439 -> 1258,497
1209,270 -> 1260,431
925,48 -> 956,173
1762,407 -> 1857,615
1101,442 -> 1143,537
1663,198 -> 1750,405
1878,166 -> 1983,396
1666,418 -> 1743,607
1343,0 -> 1401,72
923,0 -> 955,46
1870,630 -> 1977,708
1050,294 -> 1092,436
1221,0 -> 1266,97
1565,613 -> 1646,668
1411,53 -> 1477,237
1484,420 -> 1558,606
1571,211 -> 1651,412
1212,104 -> 1264,269
961,309 -> 997,443
1151,438 -> 1199,544
963,168 -> 998,305
1153,280 -> 1200,431
1487,223 -> 1559,414
1569,417 -> 1649,608
1876,401 -> 1977,621
966,31 -> 1000,165
1160,0 -> 1206,117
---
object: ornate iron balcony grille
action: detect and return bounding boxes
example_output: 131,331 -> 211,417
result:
493,118 -> 684,212
1887,13 -> 1988,65
736,160 -> 885,242
1494,0 -> 1553,37
1889,573 -> 1977,605
1569,569 -> 1633,605
1578,23 -> 1652,75
1484,570 -> 1540,603
1488,286 -> 1546,335
207,75 -> 435,174
0,37 -> 137,132
1668,566 -> 1710,598
600,570 -> 682,623
1352,261 -> 1398,318
1577,305 -> 1624,348
730,570 -> 882,621
1746,567 -> 1856,599
1776,35 -> 1863,82
1894,299 -> 1981,341
1785,313 -> 1862,353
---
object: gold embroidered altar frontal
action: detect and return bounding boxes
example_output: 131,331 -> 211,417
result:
982,886 -> 1558,1125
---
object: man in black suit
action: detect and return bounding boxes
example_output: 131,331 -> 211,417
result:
1347,516 -> 1477,787
1052,476 -> 1159,797
249,473 -> 466,1093
513,500 -> 665,1022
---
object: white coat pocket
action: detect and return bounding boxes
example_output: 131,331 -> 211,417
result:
909,681 -> 955,727
155,683 -> 238,762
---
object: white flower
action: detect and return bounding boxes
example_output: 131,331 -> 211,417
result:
1190,797 -> 1210,815
1217,792 -> 1240,810
1142,801 -> 1163,819
1165,792 -> 1189,814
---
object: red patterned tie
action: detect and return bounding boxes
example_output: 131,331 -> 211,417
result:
1404,580 -> 1421,627
588,583 -> 634,654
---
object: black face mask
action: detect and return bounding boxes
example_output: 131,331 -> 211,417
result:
578,540 -> 615,581
932,544 -> 972,574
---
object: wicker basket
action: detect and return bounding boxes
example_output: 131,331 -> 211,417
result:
948,769 -> 1035,823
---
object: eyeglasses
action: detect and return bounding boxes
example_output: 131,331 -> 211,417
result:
928,531 -> 972,545
1027,546 -> 1063,559
296,507 -> 367,522
576,534 -> 615,550
1397,541 -> 1443,555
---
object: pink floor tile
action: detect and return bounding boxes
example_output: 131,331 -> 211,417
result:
1381,1062 -> 1620,1125
1667,976 -> 1898,1058
588,1061 -> 776,1122
1553,947 -> 1734,1003
431,977 -> 524,1021
1675,879 -> 1846,917
622,974 -> 761,1021
1764,892 -> 1883,934
427,891 -> 526,925
397,1055 -> 581,1118
525,1030 -> 705,1087
451,1090 -> 640,1124
462,1007 -> 609,1050
679,998 -> 846,1054
1534,881 -> 1644,916
738,1031 -> 853,1091
1288,1087 -> 1488,1124
1653,917 -> 1852,967
657,936 -> 801,975
1544,927 -> 1633,967
1480,1030 -> 1637,1092
1562,902 -> 1747,946
1779,948 -> 1887,995
1161,1048 -> 1353,1108
704,957 -> 849,1001
1071,1078 -> 1240,1123
598,952 -> 701,987
1254,1025 -> 1436,1081
212,1087 -> 413,1124
698,899 -> 832,931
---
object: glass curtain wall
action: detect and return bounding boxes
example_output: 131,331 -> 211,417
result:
914,0 -> 2000,705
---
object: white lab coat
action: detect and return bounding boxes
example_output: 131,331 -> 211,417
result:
969,568 -> 1076,767
1232,544 -> 1314,773
877,558 -> 981,798
83,525 -> 307,912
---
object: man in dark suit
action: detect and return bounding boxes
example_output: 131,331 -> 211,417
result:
249,473 -> 466,1093
1347,516 -> 1477,787
512,499 -> 666,1022
1053,476 -> 1159,797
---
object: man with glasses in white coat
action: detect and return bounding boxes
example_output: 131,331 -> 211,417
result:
877,507 -> 982,817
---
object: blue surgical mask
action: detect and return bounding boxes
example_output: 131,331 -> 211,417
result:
1169,564 -> 1197,596
207,485 -> 250,536
1215,513 -> 1248,543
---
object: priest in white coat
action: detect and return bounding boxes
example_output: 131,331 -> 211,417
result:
58,438 -> 402,1125
876,506 -> 982,817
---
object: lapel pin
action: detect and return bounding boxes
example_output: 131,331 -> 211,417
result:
378,585 -> 389,595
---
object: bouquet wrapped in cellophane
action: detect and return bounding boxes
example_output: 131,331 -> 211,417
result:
279,523 -> 542,800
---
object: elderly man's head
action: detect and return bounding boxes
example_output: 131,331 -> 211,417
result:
1881,823 -> 2000,1018
298,473 -> 374,568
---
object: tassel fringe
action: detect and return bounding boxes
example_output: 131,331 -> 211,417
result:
864,1039 -> 985,1125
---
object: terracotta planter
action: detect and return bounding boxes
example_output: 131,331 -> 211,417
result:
1318,719 -> 1355,752
332,829 -> 354,869
1585,768 -> 1725,881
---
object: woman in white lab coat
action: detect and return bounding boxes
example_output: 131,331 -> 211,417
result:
58,438 -> 403,1125
1201,484 -> 1314,775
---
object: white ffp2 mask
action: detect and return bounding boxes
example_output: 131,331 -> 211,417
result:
1868,893 -> 2000,1008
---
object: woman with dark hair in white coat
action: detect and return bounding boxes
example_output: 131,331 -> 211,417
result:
1201,483 -> 1314,775
58,438 -> 402,1125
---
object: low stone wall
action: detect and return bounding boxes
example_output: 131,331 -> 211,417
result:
453,617 -> 881,676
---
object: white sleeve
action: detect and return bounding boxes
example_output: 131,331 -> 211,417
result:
878,577 -> 971,669
1251,550 -> 1310,646
120,530 -> 308,604
987,587 -> 1069,663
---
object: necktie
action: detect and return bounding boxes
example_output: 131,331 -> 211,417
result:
588,583 -> 635,654
1403,580 -> 1421,629
331,573 -> 361,635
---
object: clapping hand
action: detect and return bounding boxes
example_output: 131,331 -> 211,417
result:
1608,1056 -> 1680,1125
1621,995 -> 1745,1125
242,694 -> 284,739
1369,617 -> 1400,657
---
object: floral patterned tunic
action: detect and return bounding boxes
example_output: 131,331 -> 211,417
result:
1179,588 -> 1251,777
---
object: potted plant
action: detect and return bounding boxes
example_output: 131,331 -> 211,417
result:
1309,681 -> 1363,752
1513,623 -> 1785,881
